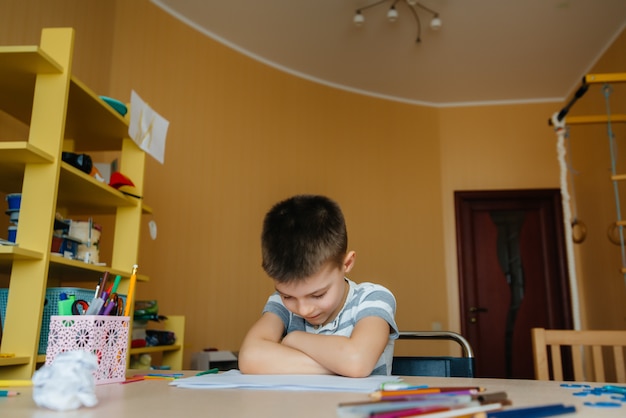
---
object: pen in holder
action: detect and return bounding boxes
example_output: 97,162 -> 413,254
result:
84,297 -> 104,315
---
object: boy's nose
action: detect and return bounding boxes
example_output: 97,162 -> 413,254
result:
296,301 -> 315,317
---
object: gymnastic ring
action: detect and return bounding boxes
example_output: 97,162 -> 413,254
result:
607,222 -> 624,246
571,219 -> 587,244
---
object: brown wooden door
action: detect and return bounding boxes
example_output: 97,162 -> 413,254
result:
455,189 -> 572,379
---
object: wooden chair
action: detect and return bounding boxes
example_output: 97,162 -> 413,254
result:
531,328 -> 626,382
392,331 -> 475,377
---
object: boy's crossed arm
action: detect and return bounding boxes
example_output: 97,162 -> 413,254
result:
282,316 -> 390,377
238,312 -> 390,377
238,312 -> 332,375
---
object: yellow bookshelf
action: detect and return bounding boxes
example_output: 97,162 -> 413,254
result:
0,28 -> 182,378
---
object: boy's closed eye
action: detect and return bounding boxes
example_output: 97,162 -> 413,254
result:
280,292 -> 326,300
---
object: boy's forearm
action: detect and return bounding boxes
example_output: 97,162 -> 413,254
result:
239,338 -> 332,375
281,331 -> 377,377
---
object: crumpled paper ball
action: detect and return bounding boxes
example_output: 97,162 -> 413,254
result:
32,350 -> 99,411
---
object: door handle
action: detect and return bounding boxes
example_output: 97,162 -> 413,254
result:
469,306 -> 488,313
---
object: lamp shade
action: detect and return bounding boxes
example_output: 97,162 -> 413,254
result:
353,11 -> 365,26
430,16 -> 442,30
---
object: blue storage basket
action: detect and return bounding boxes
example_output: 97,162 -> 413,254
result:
0,287 -> 126,354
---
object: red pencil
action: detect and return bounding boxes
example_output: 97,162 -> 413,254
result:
121,376 -> 145,384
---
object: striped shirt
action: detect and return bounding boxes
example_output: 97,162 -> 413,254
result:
262,278 -> 399,375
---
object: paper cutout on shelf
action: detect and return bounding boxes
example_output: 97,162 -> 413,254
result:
129,90 -> 169,164
170,369 -> 398,392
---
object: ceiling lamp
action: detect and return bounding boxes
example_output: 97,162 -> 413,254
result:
353,0 -> 442,43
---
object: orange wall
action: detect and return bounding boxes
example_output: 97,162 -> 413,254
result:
108,1 -> 447,360
1,0 -> 624,367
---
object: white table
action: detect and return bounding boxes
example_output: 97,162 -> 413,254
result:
2,374 -> 625,417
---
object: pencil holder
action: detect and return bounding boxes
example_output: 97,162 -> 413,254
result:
45,315 -> 130,384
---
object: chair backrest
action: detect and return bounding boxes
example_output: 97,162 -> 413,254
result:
531,328 -> 626,382
392,331 -> 475,377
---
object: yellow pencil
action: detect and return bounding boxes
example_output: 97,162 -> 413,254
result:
123,264 -> 138,316
0,380 -> 32,387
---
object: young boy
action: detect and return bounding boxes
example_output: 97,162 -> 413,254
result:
238,195 -> 398,377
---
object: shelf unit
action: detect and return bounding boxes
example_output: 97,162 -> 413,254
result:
129,315 -> 185,369
0,28 -> 181,378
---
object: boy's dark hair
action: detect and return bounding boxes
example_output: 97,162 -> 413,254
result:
261,195 -> 348,283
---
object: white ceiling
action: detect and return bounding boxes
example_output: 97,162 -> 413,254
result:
151,0 -> 626,107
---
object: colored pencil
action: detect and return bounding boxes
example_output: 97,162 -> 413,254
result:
371,387 -> 484,400
364,403 -> 503,418
0,380 -> 32,387
142,375 -> 175,381
337,396 -> 475,417
374,389 -> 484,401
123,264 -> 138,316
128,373 -> 187,379
371,405 -> 451,418
361,391 -> 510,406
121,376 -> 145,384
0,390 -> 19,397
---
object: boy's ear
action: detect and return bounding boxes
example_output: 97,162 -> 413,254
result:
343,251 -> 356,273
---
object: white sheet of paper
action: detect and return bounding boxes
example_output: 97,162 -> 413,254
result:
129,90 -> 169,164
170,370 -> 399,392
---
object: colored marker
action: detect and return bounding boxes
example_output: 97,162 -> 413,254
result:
487,403 -> 576,417
99,271 -> 109,298
85,296 -> 104,315
111,275 -> 122,294
381,382 -> 429,391
195,368 -> 220,376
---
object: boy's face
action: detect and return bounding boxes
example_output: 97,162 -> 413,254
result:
274,251 -> 356,327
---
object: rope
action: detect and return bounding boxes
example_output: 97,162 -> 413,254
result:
564,128 -> 579,221
564,129 -> 587,244
602,85 -> 626,281
551,112 -> 581,331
